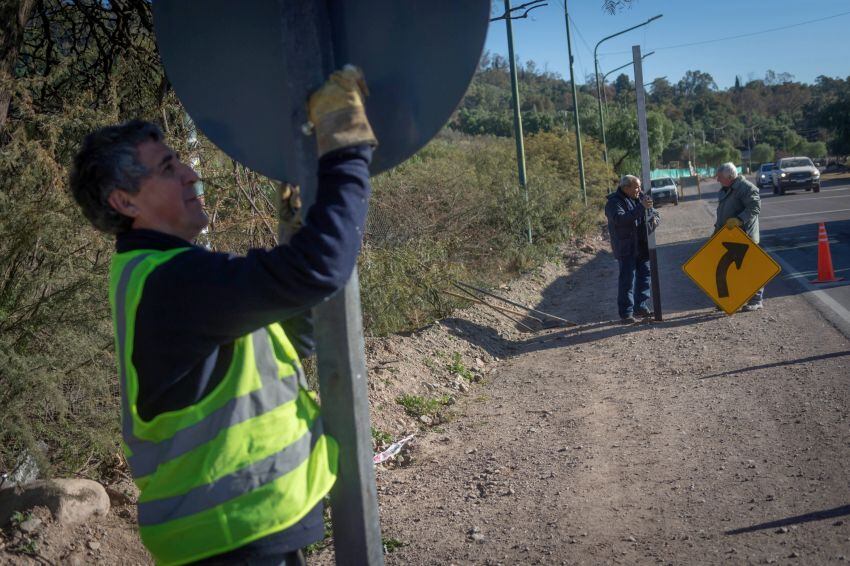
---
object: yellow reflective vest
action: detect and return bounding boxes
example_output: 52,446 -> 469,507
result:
109,249 -> 338,565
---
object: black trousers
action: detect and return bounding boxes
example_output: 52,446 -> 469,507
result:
192,548 -> 306,566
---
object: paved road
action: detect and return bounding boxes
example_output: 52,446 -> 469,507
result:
670,173 -> 850,336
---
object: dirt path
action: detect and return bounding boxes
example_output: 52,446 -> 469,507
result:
349,193 -> 850,565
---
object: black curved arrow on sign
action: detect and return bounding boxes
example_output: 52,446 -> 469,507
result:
716,242 -> 750,298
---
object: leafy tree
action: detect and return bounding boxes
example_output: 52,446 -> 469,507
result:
799,141 -> 828,158
751,143 -> 775,164
677,70 -> 717,97
613,73 -> 632,96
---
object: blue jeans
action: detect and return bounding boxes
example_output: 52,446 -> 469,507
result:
617,255 -> 651,318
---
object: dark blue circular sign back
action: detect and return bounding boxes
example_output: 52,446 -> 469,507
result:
152,1 -> 489,181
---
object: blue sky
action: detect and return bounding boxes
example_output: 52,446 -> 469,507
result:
484,0 -> 850,89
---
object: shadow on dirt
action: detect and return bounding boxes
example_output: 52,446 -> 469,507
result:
443,222 -> 834,357
725,504 -> 850,535
700,350 -> 850,379
442,310 -> 719,359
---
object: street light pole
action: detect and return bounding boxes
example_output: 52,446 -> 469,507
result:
594,13 -> 662,164
564,0 -> 586,205
600,51 -> 655,116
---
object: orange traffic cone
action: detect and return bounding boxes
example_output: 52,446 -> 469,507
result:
810,222 -> 844,283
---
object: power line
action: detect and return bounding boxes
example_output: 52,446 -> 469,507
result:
568,13 -> 595,60
567,15 -> 590,82
599,9 -> 850,55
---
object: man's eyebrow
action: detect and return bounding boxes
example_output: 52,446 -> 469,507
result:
158,152 -> 175,169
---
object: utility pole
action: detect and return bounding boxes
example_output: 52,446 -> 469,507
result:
502,0 -> 532,243
632,44 -> 662,321
563,0 -> 586,205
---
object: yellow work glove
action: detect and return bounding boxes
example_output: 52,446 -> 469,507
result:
307,65 -> 377,157
725,217 -> 743,229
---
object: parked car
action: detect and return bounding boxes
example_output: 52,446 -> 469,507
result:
649,177 -> 679,205
771,156 -> 820,195
755,163 -> 774,189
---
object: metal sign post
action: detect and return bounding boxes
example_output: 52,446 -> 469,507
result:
632,45 -> 663,321
275,6 -> 384,565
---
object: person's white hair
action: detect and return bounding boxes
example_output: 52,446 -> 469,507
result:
717,162 -> 738,180
618,174 -> 640,189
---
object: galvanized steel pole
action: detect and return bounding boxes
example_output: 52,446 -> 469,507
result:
564,1 -> 586,205
279,4 -> 383,564
632,44 -> 662,321
504,0 -> 532,244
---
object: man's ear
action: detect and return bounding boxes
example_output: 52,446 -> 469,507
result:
107,189 -> 140,218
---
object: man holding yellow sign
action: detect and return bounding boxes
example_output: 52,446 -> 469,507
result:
713,162 -> 764,312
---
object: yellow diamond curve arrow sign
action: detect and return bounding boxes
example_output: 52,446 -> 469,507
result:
682,226 -> 781,314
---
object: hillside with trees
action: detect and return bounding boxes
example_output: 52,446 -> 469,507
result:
452,52 -> 849,173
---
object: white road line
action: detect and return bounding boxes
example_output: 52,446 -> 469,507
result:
772,253 -> 850,331
759,187 -> 850,198
762,207 -> 850,220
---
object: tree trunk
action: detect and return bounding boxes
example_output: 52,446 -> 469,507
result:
0,0 -> 37,132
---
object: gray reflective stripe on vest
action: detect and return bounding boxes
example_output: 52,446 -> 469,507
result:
126,329 -> 300,478
114,255 -> 303,478
115,254 -> 154,445
295,363 -> 309,389
137,417 -> 324,526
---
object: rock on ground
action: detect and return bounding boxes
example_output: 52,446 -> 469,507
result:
0,479 -> 109,527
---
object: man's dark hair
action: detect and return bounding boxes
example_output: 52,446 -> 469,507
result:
69,120 -> 164,234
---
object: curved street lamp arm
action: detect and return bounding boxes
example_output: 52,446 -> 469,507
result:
593,14 -> 663,60
602,51 -> 654,82
593,14 -> 661,164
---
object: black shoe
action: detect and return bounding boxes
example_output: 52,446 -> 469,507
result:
634,307 -> 653,318
620,316 -> 637,324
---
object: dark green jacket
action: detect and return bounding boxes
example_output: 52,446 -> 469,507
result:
714,176 -> 760,243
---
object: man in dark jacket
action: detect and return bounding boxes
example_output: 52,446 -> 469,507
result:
605,175 -> 658,324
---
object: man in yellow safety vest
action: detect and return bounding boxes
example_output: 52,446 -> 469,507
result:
69,68 -> 376,565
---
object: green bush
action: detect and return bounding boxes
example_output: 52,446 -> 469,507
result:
359,131 -> 612,336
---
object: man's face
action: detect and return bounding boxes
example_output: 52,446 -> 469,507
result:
125,140 -> 208,241
716,172 -> 733,187
622,180 -> 641,199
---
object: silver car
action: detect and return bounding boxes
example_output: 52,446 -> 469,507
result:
649,177 -> 679,206
755,163 -> 774,189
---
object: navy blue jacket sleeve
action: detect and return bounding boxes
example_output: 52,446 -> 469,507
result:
130,146 -> 371,418
140,145 -> 371,343
610,197 -> 645,228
